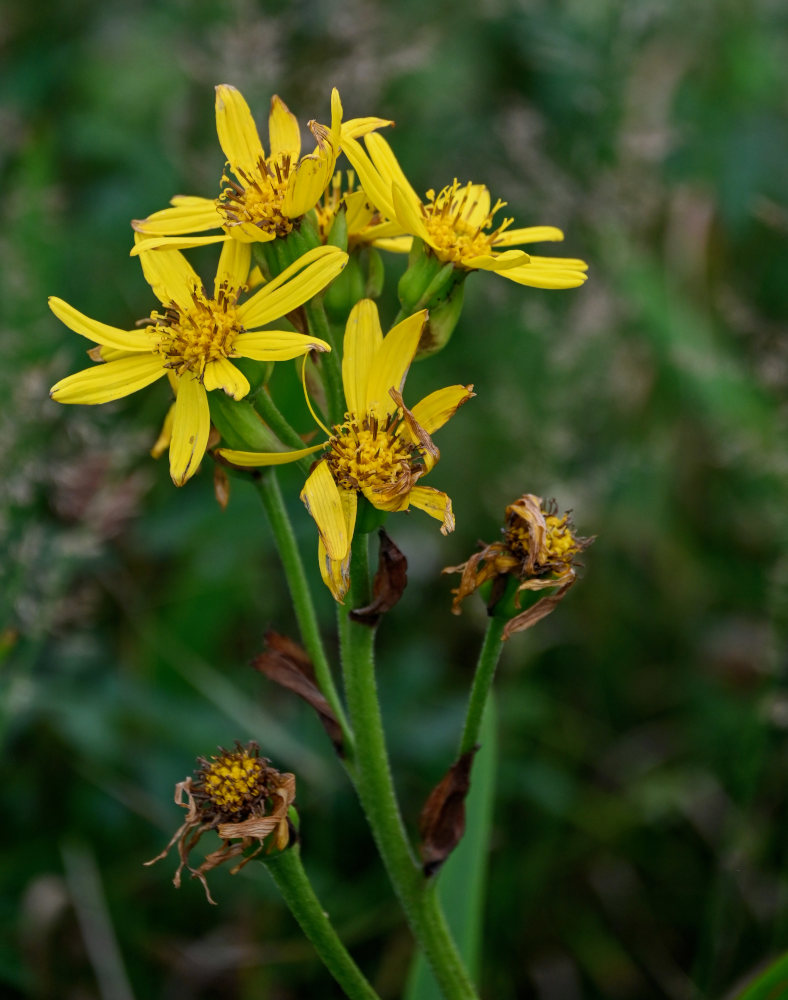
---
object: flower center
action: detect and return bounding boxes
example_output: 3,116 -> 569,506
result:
422,180 -> 512,265
326,411 -> 421,497
217,154 -> 294,237
148,283 -> 243,378
506,512 -> 580,567
198,747 -> 270,816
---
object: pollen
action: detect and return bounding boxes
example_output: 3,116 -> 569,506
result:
198,746 -> 270,816
217,155 -> 294,237
327,411 -> 420,497
148,282 -> 243,378
505,503 -> 582,569
422,180 -> 512,265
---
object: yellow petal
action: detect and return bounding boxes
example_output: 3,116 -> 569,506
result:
136,243 -> 203,312
202,357 -> 250,399
48,297 -> 151,352
268,95 -> 301,161
215,85 -> 265,178
217,442 -> 325,467
493,226 -> 565,247
391,182 -> 430,242
461,185 -> 491,228
151,401 -> 176,458
300,460 -> 349,561
342,298 -> 383,415
169,374 -> 210,486
131,233 -> 228,254
132,197 -> 222,236
341,116 -> 394,140
238,245 -> 347,329
366,133 -> 422,214
462,249 -> 530,272
283,155 -> 331,218
234,329 -> 330,360
340,135 -> 397,220
317,488 -> 356,602
371,235 -> 412,254
214,239 -> 251,296
409,384 -> 475,435
407,485 -> 455,535
50,354 -> 165,405
528,255 -> 588,271
498,265 -> 588,289
364,309 -> 427,420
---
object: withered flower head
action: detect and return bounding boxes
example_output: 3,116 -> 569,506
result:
444,493 -> 593,639
146,741 -> 296,903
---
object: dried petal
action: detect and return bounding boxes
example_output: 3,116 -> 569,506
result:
419,747 -> 479,876
349,529 -> 408,626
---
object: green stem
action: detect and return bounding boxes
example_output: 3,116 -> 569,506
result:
254,472 -> 354,761
263,844 -> 381,1000
339,536 -> 480,1000
459,616 -> 505,756
304,298 -> 345,427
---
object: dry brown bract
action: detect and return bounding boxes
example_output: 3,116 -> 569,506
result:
445,493 -> 593,640
146,742 -> 296,904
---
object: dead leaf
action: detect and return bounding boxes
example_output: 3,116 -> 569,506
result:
419,747 -> 479,876
349,529 -> 408,626
252,632 -> 344,754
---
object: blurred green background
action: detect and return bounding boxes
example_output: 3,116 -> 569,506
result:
3,0 -> 788,997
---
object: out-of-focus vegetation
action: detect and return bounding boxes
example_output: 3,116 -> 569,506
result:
2,1 -> 788,997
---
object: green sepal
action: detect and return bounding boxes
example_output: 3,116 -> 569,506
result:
324,253 -> 367,324
209,391 -> 280,452
415,275 -> 466,358
363,247 -> 385,299
326,204 -> 348,251
232,357 -> 274,396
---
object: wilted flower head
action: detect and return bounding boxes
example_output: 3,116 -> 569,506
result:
146,742 -> 295,903
445,494 -> 592,639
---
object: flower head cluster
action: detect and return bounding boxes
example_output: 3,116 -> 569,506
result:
146,742 -> 296,904
446,494 -> 592,638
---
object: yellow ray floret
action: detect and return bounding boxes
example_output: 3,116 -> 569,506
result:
218,298 -> 474,600
49,242 -> 347,486
133,86 -> 391,252
341,132 -> 588,289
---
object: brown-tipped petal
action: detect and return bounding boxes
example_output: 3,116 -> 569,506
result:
502,577 -> 576,640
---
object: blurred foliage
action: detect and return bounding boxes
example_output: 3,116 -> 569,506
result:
2,0 -> 788,998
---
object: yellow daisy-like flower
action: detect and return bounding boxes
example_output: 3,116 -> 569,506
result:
219,299 -> 474,601
342,132 -> 588,289
49,241 -> 347,486
315,170 -> 410,254
132,86 -> 390,252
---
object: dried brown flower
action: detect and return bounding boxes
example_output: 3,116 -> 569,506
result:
444,493 -> 593,639
146,742 -> 296,904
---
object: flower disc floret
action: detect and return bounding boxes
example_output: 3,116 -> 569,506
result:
327,411 -> 420,497
422,180 -> 509,266
218,157 -> 293,238
199,746 -> 270,816
150,283 -> 243,378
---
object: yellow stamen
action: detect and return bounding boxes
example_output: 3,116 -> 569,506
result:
217,155 -> 294,237
422,180 -> 513,265
200,748 -> 269,815
327,411 -> 420,497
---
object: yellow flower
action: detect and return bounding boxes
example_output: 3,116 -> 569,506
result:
49,241 -> 347,486
315,170 -> 410,253
218,299 -> 474,600
132,86 -> 391,252
342,132 -> 588,289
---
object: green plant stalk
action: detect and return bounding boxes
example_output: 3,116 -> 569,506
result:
459,615 -> 506,756
253,472 -> 354,760
263,844 -> 381,1000
304,297 -> 345,427
339,536 -> 480,1000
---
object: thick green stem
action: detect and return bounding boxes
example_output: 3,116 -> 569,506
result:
263,845 -> 381,1000
254,386 -> 313,462
339,536 -> 480,1000
459,616 -> 505,756
254,473 -> 354,760
304,298 -> 345,427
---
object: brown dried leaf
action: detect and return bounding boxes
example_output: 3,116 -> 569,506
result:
502,577 -> 575,640
252,632 -> 344,754
349,529 -> 408,626
419,747 -> 479,877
